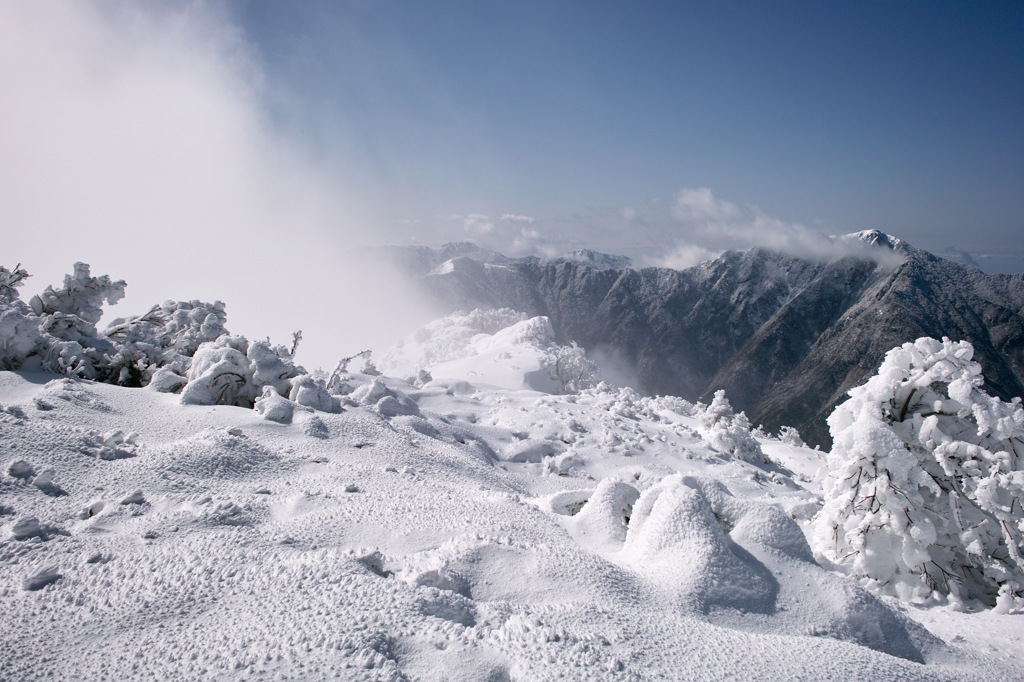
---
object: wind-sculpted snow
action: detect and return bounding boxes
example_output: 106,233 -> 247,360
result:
2,289 -> 1022,678
0,375 -> 1016,678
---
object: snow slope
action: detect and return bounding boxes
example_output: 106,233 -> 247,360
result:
1,315 -> 1021,680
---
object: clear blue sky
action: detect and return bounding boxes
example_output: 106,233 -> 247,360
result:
228,0 -> 1023,265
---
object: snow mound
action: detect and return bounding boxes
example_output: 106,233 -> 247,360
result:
148,428 -> 285,481
379,308 -> 527,378
1,305 -> 1018,679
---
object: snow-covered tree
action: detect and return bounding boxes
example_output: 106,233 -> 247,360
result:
777,425 -> 807,447
0,264 -> 42,369
0,263 -> 29,302
543,342 -> 601,394
102,299 -> 231,387
812,337 -> 1024,608
696,390 -> 764,463
20,263 -> 125,380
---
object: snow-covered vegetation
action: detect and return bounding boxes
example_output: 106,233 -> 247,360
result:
812,337 -> 1024,611
2,263 -> 1023,679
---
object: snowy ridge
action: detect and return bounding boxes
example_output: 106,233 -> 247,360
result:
2,264 -> 1023,679
397,234 -> 1024,447
2,306 -> 1023,679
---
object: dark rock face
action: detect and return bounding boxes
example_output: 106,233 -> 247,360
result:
394,239 -> 1024,447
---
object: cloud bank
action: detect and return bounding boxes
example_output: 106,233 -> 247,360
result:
420,188 -> 903,270
0,1 -> 437,369
655,187 -> 905,269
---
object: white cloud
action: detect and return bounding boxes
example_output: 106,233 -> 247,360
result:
500,213 -> 536,224
665,187 -> 904,267
672,187 -> 742,222
440,213 -> 495,234
426,189 -> 902,270
0,1 -> 438,369
463,214 -> 495,234
647,244 -> 723,270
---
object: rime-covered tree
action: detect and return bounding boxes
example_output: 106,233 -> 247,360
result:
0,264 -> 41,369
543,342 -> 601,394
813,337 -> 1024,609
697,390 -> 764,463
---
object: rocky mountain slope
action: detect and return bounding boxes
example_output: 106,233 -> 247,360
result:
381,232 -> 1024,446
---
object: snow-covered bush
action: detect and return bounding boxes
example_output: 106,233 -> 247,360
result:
777,425 -> 807,447
180,336 -> 257,407
26,263 -> 126,380
543,342 -> 601,394
0,264 -> 30,302
0,264 -> 42,369
697,390 -> 764,463
102,300 -> 231,386
2,261 -> 325,416
105,300 -> 227,356
30,262 -> 126,329
254,385 -> 294,423
248,339 -> 304,397
812,337 -> 1024,608
288,375 -> 336,412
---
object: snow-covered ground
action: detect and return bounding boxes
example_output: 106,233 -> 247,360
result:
1,314 -> 1021,680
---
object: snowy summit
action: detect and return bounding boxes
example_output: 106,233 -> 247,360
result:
1,263 -> 1024,680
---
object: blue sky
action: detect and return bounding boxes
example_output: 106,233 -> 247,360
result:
1,1 -> 1021,367
229,0 -> 1023,263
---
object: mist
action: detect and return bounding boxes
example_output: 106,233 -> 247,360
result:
0,1 -> 439,370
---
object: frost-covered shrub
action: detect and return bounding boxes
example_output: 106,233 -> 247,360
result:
812,337 -> 1024,608
697,390 -> 764,463
180,336 -> 257,407
105,299 -> 227,353
0,264 -> 30,302
288,375 -> 336,412
102,300 -> 230,386
30,262 -> 126,328
248,340 -> 304,397
0,265 -> 42,369
254,385 -> 294,423
147,367 -> 188,393
2,262 -> 323,411
22,263 -> 126,380
777,425 -> 807,447
543,342 -> 601,394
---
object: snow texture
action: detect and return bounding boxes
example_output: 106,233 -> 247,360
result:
0,283 -> 1020,679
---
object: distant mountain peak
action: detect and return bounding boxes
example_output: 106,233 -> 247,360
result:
840,229 -> 906,251
546,249 -> 633,270
403,237 -> 1024,448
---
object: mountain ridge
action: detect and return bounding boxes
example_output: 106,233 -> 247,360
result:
379,233 -> 1024,446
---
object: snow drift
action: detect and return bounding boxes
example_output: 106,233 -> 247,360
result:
2,261 -> 1022,679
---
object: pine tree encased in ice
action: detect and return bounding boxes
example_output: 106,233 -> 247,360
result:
697,390 -> 765,464
813,337 -> 1024,608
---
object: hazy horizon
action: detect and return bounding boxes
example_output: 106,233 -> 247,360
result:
2,1 -> 1021,368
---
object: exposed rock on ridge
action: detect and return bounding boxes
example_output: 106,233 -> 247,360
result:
387,235 -> 1024,447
